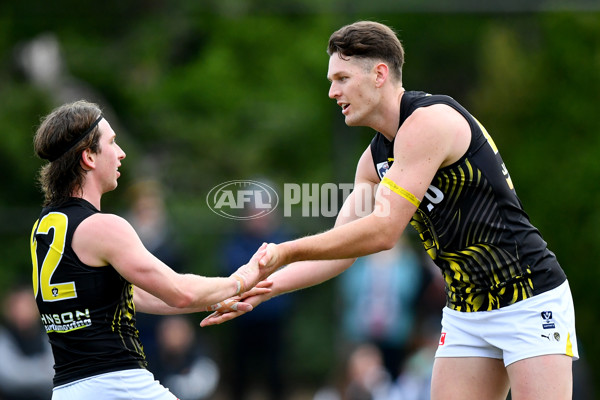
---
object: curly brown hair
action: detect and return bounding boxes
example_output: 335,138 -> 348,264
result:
33,100 -> 103,207
327,21 -> 405,83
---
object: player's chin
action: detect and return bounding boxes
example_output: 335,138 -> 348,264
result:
344,116 -> 360,127
104,181 -> 119,193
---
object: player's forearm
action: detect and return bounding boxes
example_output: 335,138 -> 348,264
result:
137,275 -> 240,313
269,258 -> 355,296
178,275 -> 241,310
134,286 -> 192,315
280,213 -> 396,265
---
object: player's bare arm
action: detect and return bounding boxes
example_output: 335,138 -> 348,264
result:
262,104 -> 468,270
259,146 -> 381,287
72,213 -> 263,312
132,285 -> 272,315
202,105 -> 471,327
200,150 -> 379,326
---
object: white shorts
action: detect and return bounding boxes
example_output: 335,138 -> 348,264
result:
52,369 -> 178,400
435,280 -> 578,366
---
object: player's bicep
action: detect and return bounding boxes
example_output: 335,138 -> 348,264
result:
80,214 -> 175,287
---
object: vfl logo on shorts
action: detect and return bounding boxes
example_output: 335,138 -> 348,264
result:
541,310 -> 556,329
439,332 -> 447,346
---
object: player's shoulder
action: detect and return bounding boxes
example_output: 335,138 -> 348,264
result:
404,101 -> 470,140
77,212 -> 135,237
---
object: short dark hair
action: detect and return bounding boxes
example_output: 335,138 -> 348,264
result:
33,100 -> 103,207
327,21 -> 405,82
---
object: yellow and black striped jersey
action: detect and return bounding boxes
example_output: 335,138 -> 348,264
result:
30,198 -> 146,386
371,91 -> 566,312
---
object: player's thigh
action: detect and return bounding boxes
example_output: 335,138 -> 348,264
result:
431,357 -> 509,400
507,354 -> 572,400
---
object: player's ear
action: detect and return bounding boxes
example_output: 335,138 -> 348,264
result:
80,148 -> 95,170
374,62 -> 389,87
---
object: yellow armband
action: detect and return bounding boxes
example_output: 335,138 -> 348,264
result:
380,177 -> 421,207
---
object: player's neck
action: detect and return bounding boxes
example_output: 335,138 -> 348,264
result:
77,185 -> 102,210
375,89 -> 404,140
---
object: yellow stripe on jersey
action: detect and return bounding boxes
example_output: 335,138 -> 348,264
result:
381,177 -> 421,208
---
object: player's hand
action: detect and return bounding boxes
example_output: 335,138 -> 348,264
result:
200,280 -> 273,327
240,279 -> 273,297
259,243 -> 282,273
230,242 -> 268,294
204,298 -> 251,313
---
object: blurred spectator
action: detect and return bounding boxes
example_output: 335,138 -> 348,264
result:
147,315 -> 219,400
344,343 -> 394,400
0,284 -> 54,400
220,205 -> 294,400
337,236 -> 435,378
126,179 -> 184,270
313,343 -> 393,400
388,319 -> 440,400
126,179 -> 186,357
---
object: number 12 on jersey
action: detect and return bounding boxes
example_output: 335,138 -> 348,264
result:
31,212 -> 77,302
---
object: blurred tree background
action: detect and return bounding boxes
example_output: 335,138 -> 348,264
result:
1,0 -> 599,397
